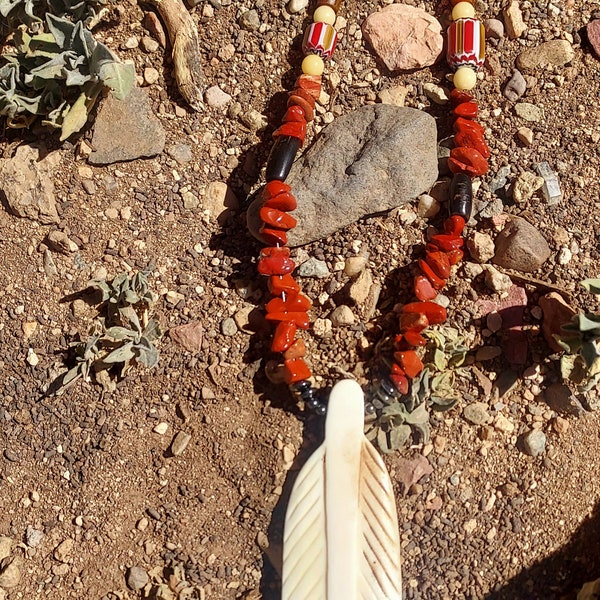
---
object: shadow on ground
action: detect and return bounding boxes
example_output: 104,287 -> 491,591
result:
485,499 -> 600,600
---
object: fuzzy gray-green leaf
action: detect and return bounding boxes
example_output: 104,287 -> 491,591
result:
580,279 -> 600,295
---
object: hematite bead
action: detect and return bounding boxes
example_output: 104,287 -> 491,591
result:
266,136 -> 301,182
315,404 -> 327,416
379,376 -> 398,398
307,397 -> 320,410
291,380 -> 311,394
449,173 -> 473,220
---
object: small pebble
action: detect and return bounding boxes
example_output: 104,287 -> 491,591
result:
144,67 -> 160,85
485,18 -> 504,39
516,127 -> 534,146
153,422 -> 169,435
239,9 -> 260,31
141,36 -> 160,53
522,429 -> 546,457
126,566 -> 149,590
287,0 -> 308,14
329,305 -> 355,326
170,431 -> 192,456
166,144 -> 193,164
221,317 -> 238,336
205,85 -> 232,109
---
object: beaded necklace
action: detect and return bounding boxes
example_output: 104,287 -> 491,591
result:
253,0 -> 488,430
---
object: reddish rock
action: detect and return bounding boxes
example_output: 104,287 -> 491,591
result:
454,126 -> 491,158
295,74 -> 322,99
588,20 -> 600,57
361,4 -> 443,71
170,321 -> 203,353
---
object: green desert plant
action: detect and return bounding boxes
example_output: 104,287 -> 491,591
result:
0,12 -> 133,138
53,269 -> 162,394
556,279 -> 600,392
0,0 -> 108,30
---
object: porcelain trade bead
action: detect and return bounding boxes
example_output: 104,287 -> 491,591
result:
313,5 -> 336,24
453,66 -> 477,90
302,54 -> 325,76
452,1 -> 475,19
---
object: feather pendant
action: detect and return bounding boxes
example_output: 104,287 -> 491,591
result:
282,379 -> 402,600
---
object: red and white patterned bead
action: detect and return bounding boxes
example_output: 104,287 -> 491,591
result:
447,17 -> 485,70
302,22 -> 338,60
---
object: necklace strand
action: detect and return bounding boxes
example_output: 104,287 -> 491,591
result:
254,0 -> 489,432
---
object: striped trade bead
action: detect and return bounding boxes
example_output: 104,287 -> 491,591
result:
302,22 -> 338,60
447,17 -> 485,70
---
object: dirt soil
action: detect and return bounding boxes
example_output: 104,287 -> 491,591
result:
1,0 -> 600,598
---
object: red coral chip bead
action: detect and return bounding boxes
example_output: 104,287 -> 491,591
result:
264,180 -> 291,198
430,234 -> 464,252
272,321 -> 297,352
419,259 -> 447,290
426,250 -> 451,279
403,330 -> 428,347
265,311 -> 310,329
282,105 -> 306,123
402,301 -> 447,325
258,255 -> 295,276
450,88 -> 474,104
399,311 -> 429,333
447,249 -> 464,265
283,338 -> 307,360
453,101 -> 478,119
260,207 -> 298,230
393,350 -> 424,378
260,226 -> 288,246
273,121 -> 307,145
454,128 -> 490,159
264,192 -> 297,211
391,362 -> 405,375
453,117 -> 485,136
389,372 -> 409,395
449,147 -> 489,176
260,246 -> 290,258
444,215 -> 466,236
283,357 -> 312,384
414,275 -> 438,301
269,274 -> 300,296
266,292 -> 312,313
288,89 -> 315,121
295,74 -> 322,100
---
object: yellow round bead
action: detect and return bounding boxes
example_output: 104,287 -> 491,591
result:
313,5 -> 336,25
302,54 -> 325,76
452,1 -> 476,19
453,66 -> 477,90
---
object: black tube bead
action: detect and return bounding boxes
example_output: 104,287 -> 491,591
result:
265,136 -> 301,182
449,173 -> 473,220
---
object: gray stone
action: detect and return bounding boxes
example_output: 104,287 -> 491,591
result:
89,87 -> 165,164
221,317 -> 238,336
484,265 -> 512,293
515,102 -> 543,122
493,217 -> 551,272
330,305 -> 356,327
516,40 -> 575,72
25,526 -> 44,548
46,230 -> 78,254
348,269 -> 373,305
166,144 -> 193,164
250,105 -> 437,246
126,566 -> 149,590
485,18 -> 504,39
204,181 -> 239,224
239,9 -> 260,31
297,257 -> 330,278
463,402 -> 493,425
0,144 -> 60,224
503,70 -> 526,101
521,429 -> 546,457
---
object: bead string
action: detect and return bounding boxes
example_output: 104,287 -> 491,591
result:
254,0 -> 489,422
